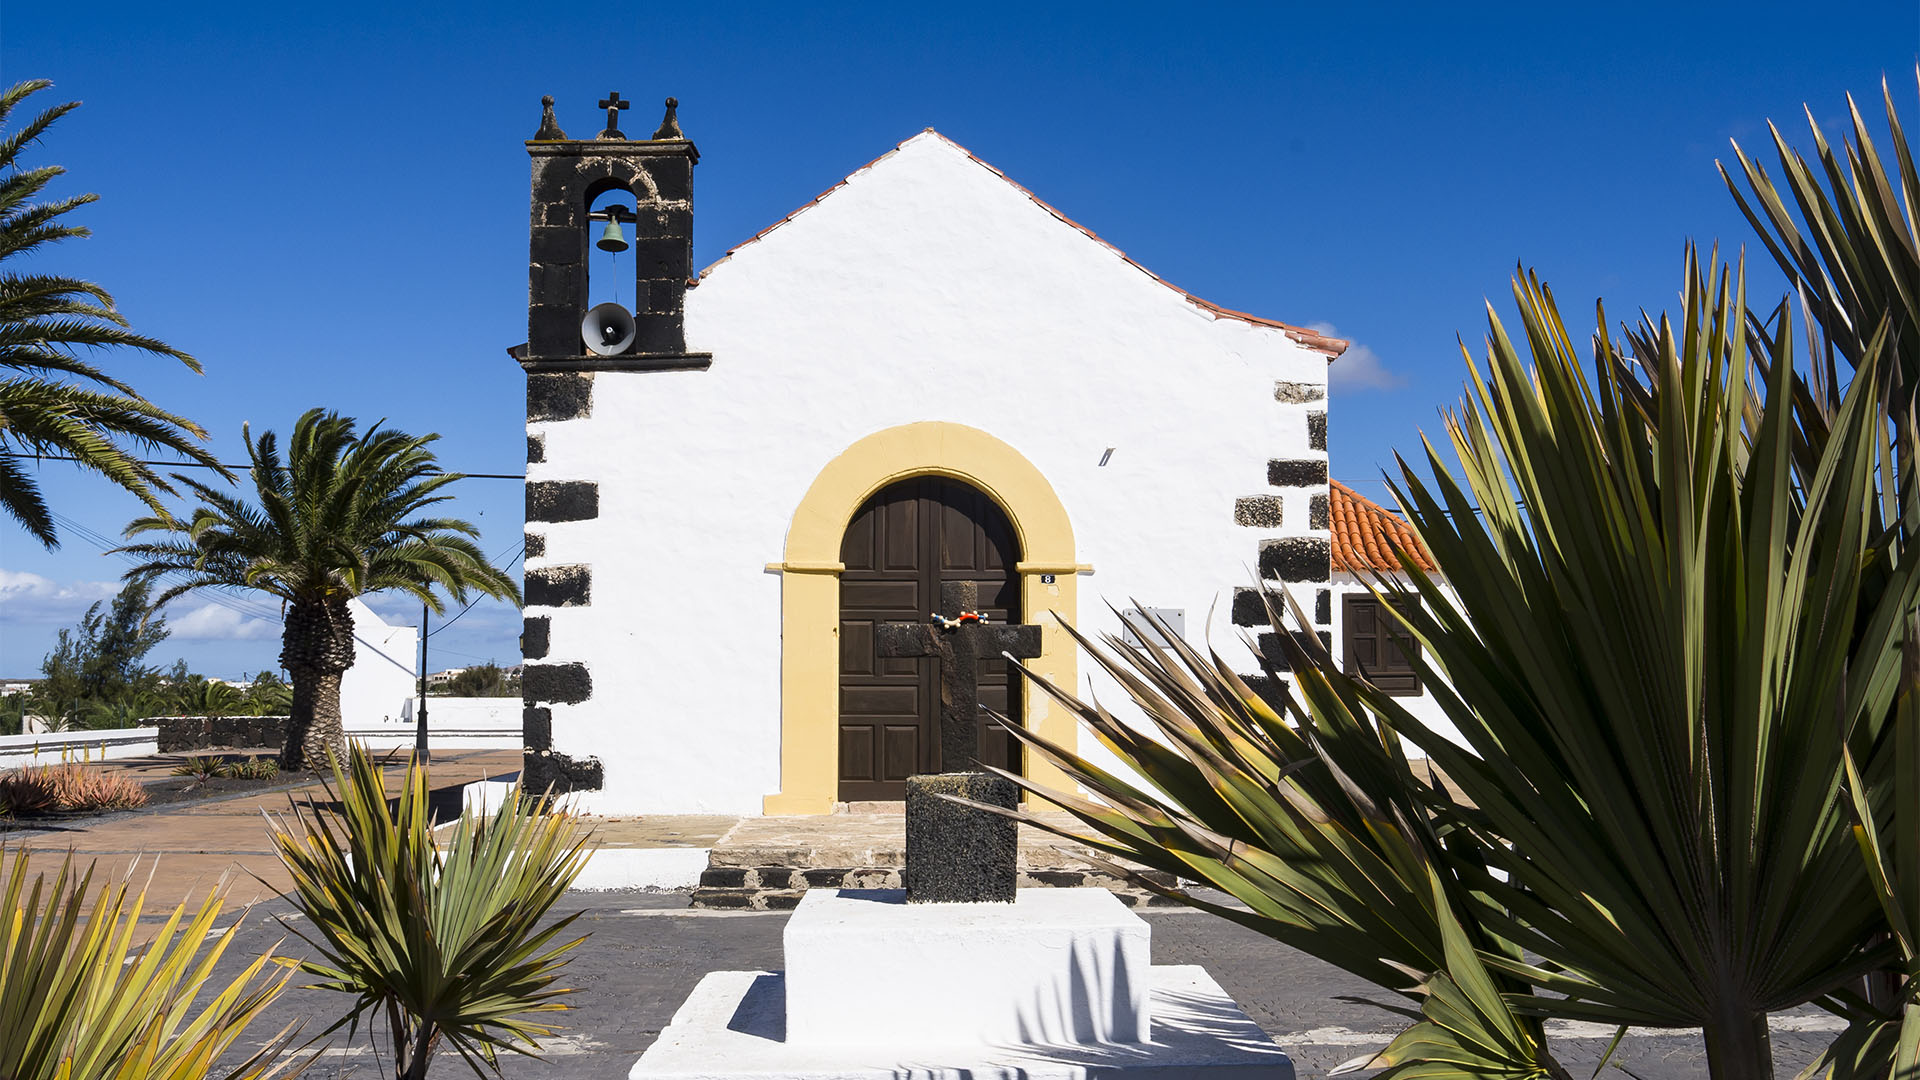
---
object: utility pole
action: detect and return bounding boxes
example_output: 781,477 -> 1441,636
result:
415,601 -> 431,763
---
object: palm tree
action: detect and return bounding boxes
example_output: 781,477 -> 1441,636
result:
0,79 -> 223,548
116,409 -> 520,770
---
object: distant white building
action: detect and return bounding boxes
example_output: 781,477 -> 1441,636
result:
341,599 -> 419,724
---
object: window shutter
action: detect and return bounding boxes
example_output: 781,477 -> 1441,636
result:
1342,594 -> 1420,696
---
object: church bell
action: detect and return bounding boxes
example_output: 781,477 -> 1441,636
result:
596,218 -> 629,253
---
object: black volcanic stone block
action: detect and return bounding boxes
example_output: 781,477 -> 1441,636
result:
527,373 -> 592,420
523,706 -> 552,749
522,748 -> 602,793
522,615 -> 550,660
526,564 -> 591,607
1268,458 -> 1329,487
523,661 -> 592,704
1241,674 -> 1292,712
526,480 -> 598,523
1231,587 -> 1272,627
905,772 -> 1018,904
1260,537 -> 1332,582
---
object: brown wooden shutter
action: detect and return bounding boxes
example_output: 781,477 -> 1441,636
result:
1342,594 -> 1420,696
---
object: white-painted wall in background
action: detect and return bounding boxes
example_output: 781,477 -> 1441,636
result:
0,727 -> 157,768
531,132 -> 1332,814
346,697 -> 520,750
340,598 -> 419,725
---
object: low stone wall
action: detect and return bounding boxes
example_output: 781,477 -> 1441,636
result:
150,715 -> 289,753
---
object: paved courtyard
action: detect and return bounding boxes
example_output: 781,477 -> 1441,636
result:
181,889 -> 1835,1079
1,759 -> 1845,1077
0,749 -> 521,904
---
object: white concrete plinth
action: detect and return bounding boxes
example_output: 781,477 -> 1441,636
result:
629,965 -> 1293,1079
785,888 -> 1150,1046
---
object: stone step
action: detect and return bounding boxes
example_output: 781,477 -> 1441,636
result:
688,811 -> 1192,910
688,863 -> 1185,909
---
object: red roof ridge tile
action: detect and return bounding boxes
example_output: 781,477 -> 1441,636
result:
698,130 -> 1349,358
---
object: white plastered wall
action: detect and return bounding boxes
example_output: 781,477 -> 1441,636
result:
528,132 -> 1330,814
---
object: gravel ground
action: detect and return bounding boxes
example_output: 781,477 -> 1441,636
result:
200,889 -> 1834,1079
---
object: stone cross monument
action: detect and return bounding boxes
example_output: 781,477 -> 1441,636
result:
877,580 -> 1043,903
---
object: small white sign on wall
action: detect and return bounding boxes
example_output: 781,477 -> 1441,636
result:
1120,607 -> 1186,649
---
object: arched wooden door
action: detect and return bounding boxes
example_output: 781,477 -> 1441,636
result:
837,476 -> 1022,801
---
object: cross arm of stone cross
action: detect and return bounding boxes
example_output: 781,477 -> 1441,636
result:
874,622 -> 942,660
976,623 -> 1042,662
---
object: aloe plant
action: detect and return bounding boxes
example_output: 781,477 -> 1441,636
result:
262,745 -> 593,1080
0,846 -> 304,1080
984,251 -> 1918,1079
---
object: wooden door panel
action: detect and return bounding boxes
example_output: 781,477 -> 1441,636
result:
839,621 -> 875,675
880,496 -> 920,572
882,725 -> 921,782
841,579 -> 920,610
840,728 -> 874,782
841,684 -> 918,714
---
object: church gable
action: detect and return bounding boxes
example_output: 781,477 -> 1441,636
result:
692,130 -> 1344,368
518,110 -> 1342,814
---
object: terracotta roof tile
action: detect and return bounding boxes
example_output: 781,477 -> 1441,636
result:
698,130 -> 1349,358
1330,481 -> 1436,574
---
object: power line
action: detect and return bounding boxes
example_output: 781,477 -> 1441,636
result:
46,510 -> 285,623
18,455 -> 524,480
428,542 -> 526,638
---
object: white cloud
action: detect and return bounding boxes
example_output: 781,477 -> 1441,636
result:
1311,323 -> 1406,391
0,570 -> 120,622
170,603 -> 281,641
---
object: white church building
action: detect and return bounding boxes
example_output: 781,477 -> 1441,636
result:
513,96 -> 1432,816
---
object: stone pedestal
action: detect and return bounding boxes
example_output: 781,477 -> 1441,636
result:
784,888 -> 1149,1045
904,772 -> 1018,903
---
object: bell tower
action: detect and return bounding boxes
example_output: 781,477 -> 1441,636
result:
517,92 -> 708,797
519,92 -> 708,370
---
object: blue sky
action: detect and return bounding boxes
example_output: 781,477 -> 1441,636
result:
2,1 -> 1915,678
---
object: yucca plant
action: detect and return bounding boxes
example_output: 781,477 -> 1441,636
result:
262,744 -> 593,1080
1723,74 -> 1920,1079
989,605 -> 1571,1078
986,253 -> 1920,1079
0,846 -> 305,1080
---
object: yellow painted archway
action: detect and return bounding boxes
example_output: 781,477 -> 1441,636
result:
763,422 -> 1085,814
